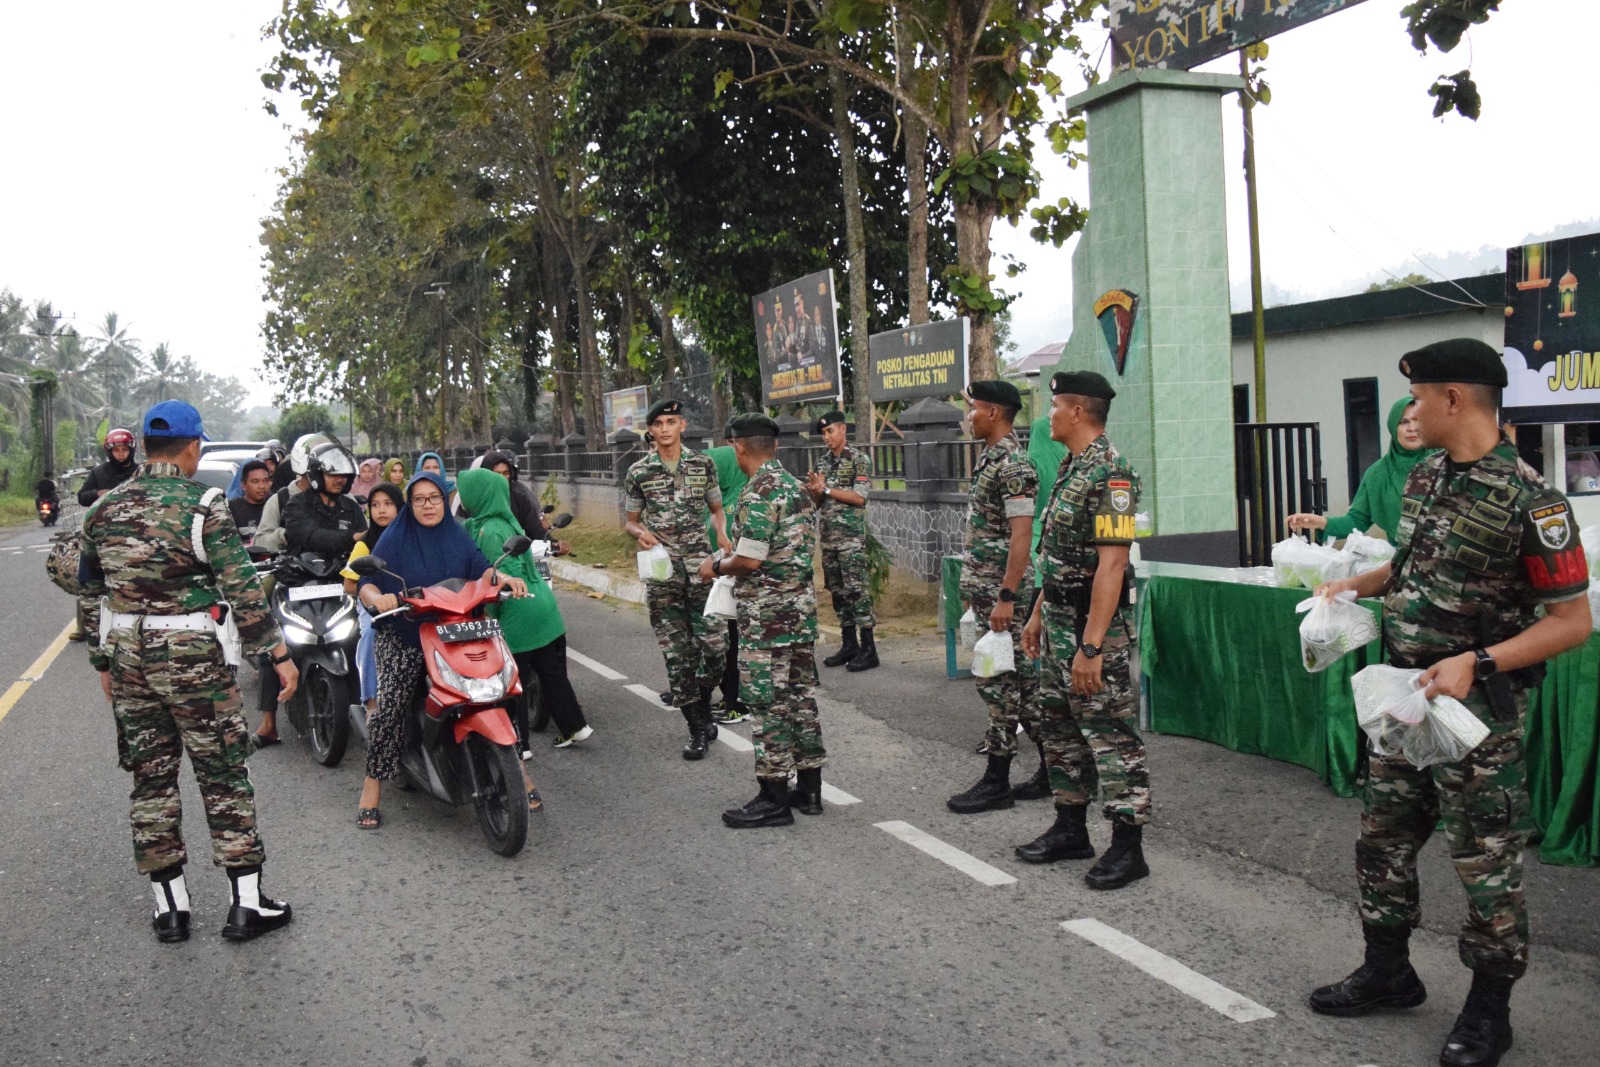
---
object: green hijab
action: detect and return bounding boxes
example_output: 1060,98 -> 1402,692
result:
457,467 -> 564,653
1324,395 -> 1435,545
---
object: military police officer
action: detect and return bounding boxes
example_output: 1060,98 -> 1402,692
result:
1019,372 -> 1151,890
1308,340 -> 1590,1067
622,399 -> 732,759
700,413 -> 823,826
948,380 -> 1049,813
806,410 -> 879,672
80,401 -> 300,943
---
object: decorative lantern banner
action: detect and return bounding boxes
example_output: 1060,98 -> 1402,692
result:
1503,232 -> 1600,423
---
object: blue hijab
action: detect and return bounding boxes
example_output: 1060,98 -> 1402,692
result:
360,472 -> 490,646
415,451 -> 456,494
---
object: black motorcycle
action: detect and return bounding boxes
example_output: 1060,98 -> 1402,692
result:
255,549 -> 360,767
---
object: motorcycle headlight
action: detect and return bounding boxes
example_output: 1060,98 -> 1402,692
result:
278,603 -> 312,629
283,624 -> 316,646
325,618 -> 357,643
432,650 -> 507,703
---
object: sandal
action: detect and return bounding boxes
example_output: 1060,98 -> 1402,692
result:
252,733 -> 281,749
526,788 -> 543,813
357,807 -> 381,829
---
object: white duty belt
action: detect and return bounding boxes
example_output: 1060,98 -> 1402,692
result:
104,610 -> 215,632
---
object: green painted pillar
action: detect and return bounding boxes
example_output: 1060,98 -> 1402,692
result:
1055,70 -> 1244,539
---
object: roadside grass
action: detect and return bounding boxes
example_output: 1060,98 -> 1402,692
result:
0,492 -> 38,527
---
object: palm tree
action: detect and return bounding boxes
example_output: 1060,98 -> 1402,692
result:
92,311 -> 144,426
137,343 -> 184,406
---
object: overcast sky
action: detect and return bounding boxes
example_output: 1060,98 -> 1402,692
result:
2,2 -> 1596,402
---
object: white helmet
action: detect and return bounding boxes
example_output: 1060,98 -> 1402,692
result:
288,433 -> 334,475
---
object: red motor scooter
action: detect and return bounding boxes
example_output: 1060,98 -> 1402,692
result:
351,536 -> 533,856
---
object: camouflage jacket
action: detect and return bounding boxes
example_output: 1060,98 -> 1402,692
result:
1037,434 -> 1141,609
961,432 -> 1036,602
815,444 -> 872,541
1383,444 -> 1588,666
622,448 -> 723,564
731,458 -> 818,649
79,462 -> 281,671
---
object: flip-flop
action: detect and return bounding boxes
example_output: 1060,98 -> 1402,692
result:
251,733 -> 281,749
357,807 -> 381,829
527,788 -> 543,813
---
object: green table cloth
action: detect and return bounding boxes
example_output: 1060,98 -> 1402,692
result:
1526,632 -> 1600,867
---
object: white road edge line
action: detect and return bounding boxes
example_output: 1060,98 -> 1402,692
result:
1060,918 -> 1276,1023
715,728 -> 754,752
874,820 -> 1016,886
567,648 -> 628,681
623,683 -> 672,708
820,782 -> 860,806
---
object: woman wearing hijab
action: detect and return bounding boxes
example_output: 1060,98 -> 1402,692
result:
480,449 -> 552,544
351,457 -> 383,502
353,471 -> 531,829
382,458 -> 408,488
342,483 -> 404,728
1288,396 -> 1435,546
458,469 -> 594,757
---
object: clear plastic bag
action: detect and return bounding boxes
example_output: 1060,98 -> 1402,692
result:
702,575 -> 737,619
1272,536 -> 1312,588
1581,524 -> 1600,577
636,543 -> 671,582
1343,528 -> 1397,568
1351,664 -> 1489,767
1295,591 -> 1379,673
971,629 -> 1015,678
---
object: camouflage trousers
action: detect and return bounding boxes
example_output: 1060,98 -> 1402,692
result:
1357,687 -> 1530,978
970,593 -> 1038,758
740,641 -> 825,780
1037,602 -> 1150,825
821,531 -> 875,628
646,560 -> 729,711
105,627 -> 262,875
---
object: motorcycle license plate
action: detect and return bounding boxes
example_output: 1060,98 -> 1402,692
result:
288,583 -> 345,602
437,618 -> 501,643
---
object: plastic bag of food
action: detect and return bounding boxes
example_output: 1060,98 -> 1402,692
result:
636,543 -> 672,582
1403,695 -> 1491,768
1296,591 -> 1379,673
1351,664 -> 1488,767
702,574 -> 737,619
1343,528 -> 1397,568
971,628 -> 1015,678
1272,537 -> 1313,587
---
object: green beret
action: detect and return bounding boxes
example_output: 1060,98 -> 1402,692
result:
815,410 -> 846,433
646,398 -> 684,425
1050,370 -> 1116,401
1398,338 -> 1507,388
726,412 -> 780,439
966,379 -> 1023,410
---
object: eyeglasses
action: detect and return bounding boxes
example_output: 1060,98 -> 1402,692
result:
412,493 -> 445,506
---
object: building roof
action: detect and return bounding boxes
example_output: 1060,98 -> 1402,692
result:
1011,341 -> 1066,377
1231,273 -> 1505,340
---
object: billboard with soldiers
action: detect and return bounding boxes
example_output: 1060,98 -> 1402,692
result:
752,268 -> 843,405
1503,231 -> 1600,424
866,317 -> 969,403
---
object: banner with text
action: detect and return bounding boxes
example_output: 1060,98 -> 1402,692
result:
1504,232 -> 1600,423
603,385 -> 649,434
1109,0 -> 1368,73
867,318 -> 969,403
752,269 -> 843,405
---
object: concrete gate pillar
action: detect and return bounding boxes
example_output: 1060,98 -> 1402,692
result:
1055,69 -> 1243,550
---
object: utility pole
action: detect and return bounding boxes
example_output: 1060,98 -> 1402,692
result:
1240,49 -> 1268,423
424,282 -> 449,446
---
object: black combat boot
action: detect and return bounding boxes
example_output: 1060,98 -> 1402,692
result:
947,754 -> 1015,813
1012,741 -> 1051,800
1084,821 -> 1150,890
149,865 -> 191,944
680,698 -> 717,760
722,778 -> 794,828
789,767 -> 824,816
1015,803 -> 1096,863
220,865 -> 293,941
1307,924 -> 1428,1016
823,626 -> 858,668
1439,971 -> 1514,1067
846,627 -> 880,672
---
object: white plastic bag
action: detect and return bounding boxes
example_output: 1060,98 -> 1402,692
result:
1272,537 -> 1312,587
971,629 -> 1015,678
1405,695 -> 1491,768
1295,591 -> 1379,673
958,608 -> 978,653
702,575 -> 737,619
1343,528 -> 1397,568
636,543 -> 671,582
1582,524 -> 1600,578
1351,665 -> 1489,767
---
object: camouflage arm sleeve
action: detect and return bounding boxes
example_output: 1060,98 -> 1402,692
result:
853,451 -> 872,500
78,523 -> 110,670
999,457 -> 1037,520
1088,467 -> 1140,545
734,492 -> 777,562
202,496 -> 282,655
622,468 -> 645,515
1519,490 -> 1589,603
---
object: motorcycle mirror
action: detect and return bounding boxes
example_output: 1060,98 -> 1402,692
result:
549,513 -> 574,530
501,535 -> 533,557
349,555 -> 385,576
541,502 -> 556,514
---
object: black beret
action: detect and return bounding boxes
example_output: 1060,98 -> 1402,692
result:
1398,338 -> 1507,388
726,412 -> 780,438
1050,370 -> 1117,401
966,379 -> 1023,410
815,410 -> 846,433
646,398 -> 684,425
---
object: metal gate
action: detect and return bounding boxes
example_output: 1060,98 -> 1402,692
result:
1235,422 -> 1326,567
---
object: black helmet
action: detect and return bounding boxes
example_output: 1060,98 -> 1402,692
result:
305,439 -> 357,494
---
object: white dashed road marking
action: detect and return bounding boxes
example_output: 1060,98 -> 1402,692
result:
1060,918 -> 1276,1023
874,820 -> 1016,886
624,683 -> 671,708
567,648 -> 628,680
715,728 -> 754,752
820,783 -> 860,806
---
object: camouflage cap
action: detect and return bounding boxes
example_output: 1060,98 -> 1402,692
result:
646,398 -> 684,425
727,412 -> 781,438
1050,370 -> 1116,400
815,410 -> 846,433
966,380 -> 1023,410
1398,338 -> 1507,388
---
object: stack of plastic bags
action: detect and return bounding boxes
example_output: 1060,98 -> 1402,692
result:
1351,664 -> 1490,768
1295,591 -> 1379,673
1272,529 -> 1397,590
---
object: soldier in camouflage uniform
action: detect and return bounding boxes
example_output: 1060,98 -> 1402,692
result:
1308,340 -> 1591,1067
701,413 -> 823,826
1019,372 -> 1150,890
948,380 -> 1047,814
79,401 -> 300,944
622,398 -> 732,760
806,409 -> 879,672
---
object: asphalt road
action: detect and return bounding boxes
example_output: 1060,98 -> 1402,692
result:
1,518 -> 1596,1067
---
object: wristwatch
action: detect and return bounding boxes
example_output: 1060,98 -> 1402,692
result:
270,650 -> 293,666
712,557 -> 723,576
1080,642 -> 1103,659
1473,648 -> 1497,680
998,587 -> 1017,603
